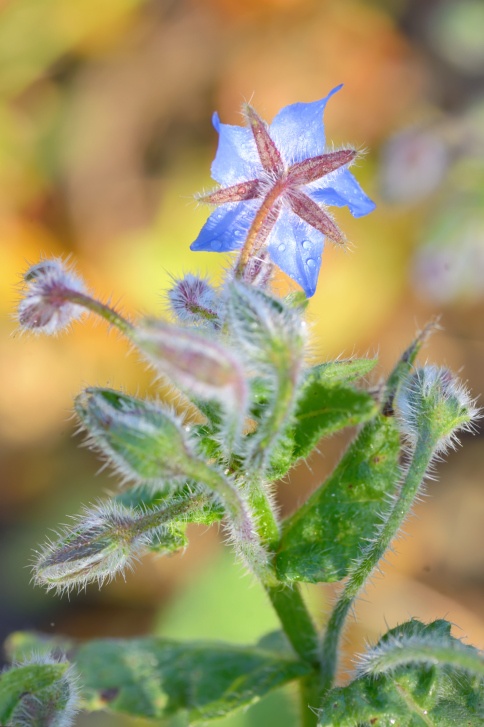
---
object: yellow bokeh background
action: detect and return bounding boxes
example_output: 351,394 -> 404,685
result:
1,1 -> 483,724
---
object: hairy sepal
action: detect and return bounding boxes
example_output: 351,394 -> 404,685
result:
396,365 -> 479,455
225,282 -> 305,470
75,388 -> 206,489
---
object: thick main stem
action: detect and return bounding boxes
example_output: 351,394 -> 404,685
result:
319,429 -> 436,693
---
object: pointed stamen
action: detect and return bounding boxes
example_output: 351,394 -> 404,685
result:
287,149 -> 356,186
288,191 -> 345,245
244,105 -> 285,176
198,179 -> 263,205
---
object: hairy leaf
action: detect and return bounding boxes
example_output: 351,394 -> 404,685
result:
275,416 -> 401,583
267,363 -> 378,480
0,660 -> 72,725
319,620 -> 484,726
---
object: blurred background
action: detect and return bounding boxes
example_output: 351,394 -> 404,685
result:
1,0 -> 483,724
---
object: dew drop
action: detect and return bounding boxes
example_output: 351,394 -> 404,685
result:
210,240 -> 222,251
278,243 -> 286,252
302,240 -> 311,250
306,258 -> 316,268
234,230 -> 241,237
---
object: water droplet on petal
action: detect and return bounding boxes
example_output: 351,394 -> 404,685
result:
302,240 -> 311,250
278,243 -> 286,252
234,230 -> 241,237
210,240 -> 222,251
306,258 -> 316,268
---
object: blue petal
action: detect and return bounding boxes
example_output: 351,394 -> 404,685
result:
210,112 -> 262,186
191,201 -> 259,253
269,85 -> 343,166
266,209 -> 324,297
308,167 -> 376,218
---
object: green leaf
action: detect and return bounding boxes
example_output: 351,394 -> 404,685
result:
275,415 -> 401,583
318,620 -> 484,726
291,383 -> 378,461
267,364 -> 378,480
65,636 -> 310,723
0,660 -> 71,724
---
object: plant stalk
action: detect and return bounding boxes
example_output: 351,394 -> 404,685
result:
319,427 -> 436,693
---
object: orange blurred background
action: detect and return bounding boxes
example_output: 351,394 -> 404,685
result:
1,1 -> 483,724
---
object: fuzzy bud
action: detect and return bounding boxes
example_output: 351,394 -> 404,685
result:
167,274 -> 220,327
33,501 -> 165,593
17,259 -> 87,335
396,366 -> 479,453
132,318 -> 248,428
1,654 -> 79,726
75,388 -> 202,487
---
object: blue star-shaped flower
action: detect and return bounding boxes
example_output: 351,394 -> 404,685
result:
191,85 -> 375,297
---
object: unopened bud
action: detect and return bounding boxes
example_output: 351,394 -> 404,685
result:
1,654 -> 79,726
33,501 -> 162,593
396,366 -> 479,453
167,274 -> 220,327
75,388 -> 202,486
133,318 -> 248,419
17,258 -> 87,335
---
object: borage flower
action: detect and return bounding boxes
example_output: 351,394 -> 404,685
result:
191,85 -> 375,297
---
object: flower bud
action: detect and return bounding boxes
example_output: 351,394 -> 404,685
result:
75,388 -> 202,486
1,654 -> 79,726
33,501 -> 163,593
167,274 -> 220,327
17,258 -> 87,335
132,318 -> 248,421
396,366 -> 479,453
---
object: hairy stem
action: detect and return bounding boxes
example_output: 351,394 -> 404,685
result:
68,291 -> 133,336
319,427 -> 436,693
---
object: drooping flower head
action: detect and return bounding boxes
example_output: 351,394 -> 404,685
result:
191,85 -> 375,297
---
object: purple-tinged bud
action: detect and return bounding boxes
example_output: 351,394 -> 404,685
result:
396,366 -> 479,454
17,258 -> 87,335
167,274 -> 220,327
33,501 -> 166,593
133,318 -> 248,420
75,388 -> 203,487
1,654 -> 79,726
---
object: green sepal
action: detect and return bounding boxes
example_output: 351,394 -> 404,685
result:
6,633 -> 311,724
0,660 -> 71,724
318,620 -> 484,726
275,415 -> 401,583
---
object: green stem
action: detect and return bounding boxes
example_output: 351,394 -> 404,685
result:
69,291 -> 134,336
245,477 -> 319,666
266,584 -> 319,666
319,428 -> 436,693
299,673 -> 321,727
